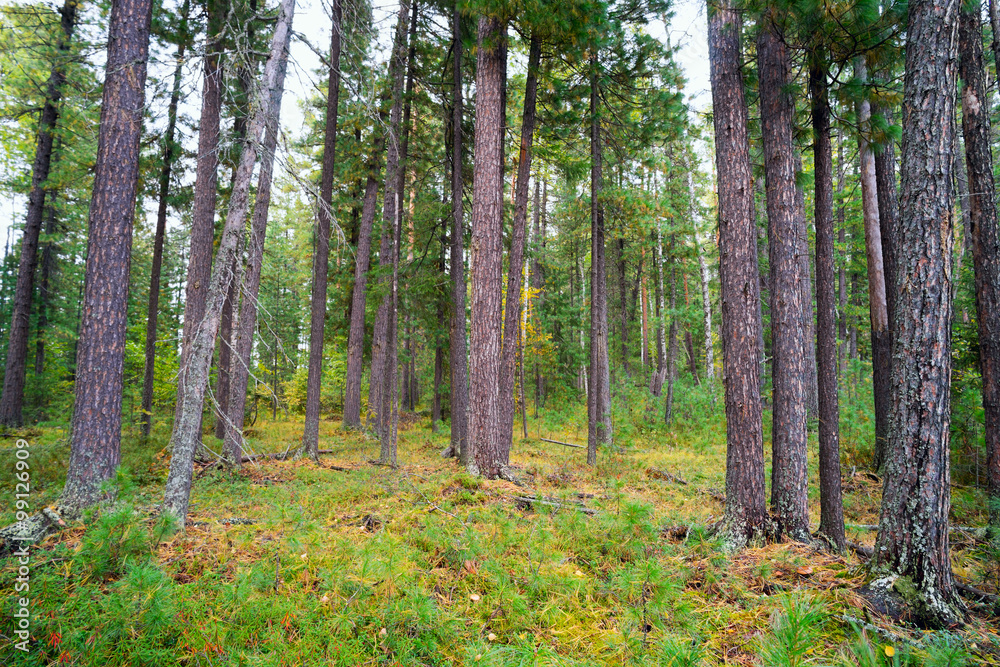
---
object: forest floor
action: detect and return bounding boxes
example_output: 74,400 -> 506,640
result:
2,392 -> 1000,665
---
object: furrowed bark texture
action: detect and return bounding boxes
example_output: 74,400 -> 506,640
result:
707,0 -> 768,549
175,0 -> 225,431
448,1 -> 469,463
855,59 -> 892,474
301,0 -> 343,457
222,20 -> 292,466
0,0 -> 77,427
367,0 -> 410,466
141,0 -> 189,437
959,1 -> 1000,531
60,0 -> 152,511
758,20 -> 809,542
587,55 -> 612,466
163,0 -> 295,526
872,0 -> 963,627
498,35 -> 541,459
469,15 -> 507,476
810,53 -> 845,550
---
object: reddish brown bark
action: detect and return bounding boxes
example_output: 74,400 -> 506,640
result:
708,0 -> 768,549
469,15 -> 508,476
759,19 -> 809,542
60,0 -> 152,512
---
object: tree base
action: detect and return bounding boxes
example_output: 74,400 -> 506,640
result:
0,507 -> 67,556
860,575 -> 965,629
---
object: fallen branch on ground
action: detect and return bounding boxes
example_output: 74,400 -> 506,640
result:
540,438 -> 584,449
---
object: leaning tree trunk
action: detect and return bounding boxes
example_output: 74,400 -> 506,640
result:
59,0 -> 152,513
468,15 -> 508,477
300,0 -> 343,458
0,0 -> 77,427
759,18 -> 809,543
708,0 -> 768,549
141,0 -> 190,437
959,0 -> 1000,534
587,54 -> 613,466
872,0 -> 963,628
810,50 -> 845,551
367,0 -> 410,466
855,58 -> 892,474
447,0 -> 469,463
221,19 -> 292,466
498,35 -> 541,459
163,0 -> 295,526
174,0 -> 226,432
342,124 -> 385,429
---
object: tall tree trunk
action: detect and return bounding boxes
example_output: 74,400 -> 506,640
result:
532,177 -> 543,415
498,35 -> 540,458
34,203 -> 56,378
343,128 -> 385,429
664,268 -> 677,423
837,130 -> 848,375
708,0 -> 768,549
221,18 -> 292,466
397,0 -> 419,416
873,102 -> 899,380
175,0 -> 226,431
696,236 -> 714,383
959,0 -> 1000,534
141,0 -> 190,437
873,0 -> 963,627
300,0 -> 343,458
59,0 -> 152,512
651,229 -> 666,396
367,0 -> 411,466
759,18 -> 809,542
468,14 -> 508,476
795,160 -> 819,420
0,0 -> 78,427
587,55 -> 613,465
163,0 -> 295,525
617,238 -> 630,380
855,58 -> 892,474
810,51 -> 845,550
447,2 -> 469,462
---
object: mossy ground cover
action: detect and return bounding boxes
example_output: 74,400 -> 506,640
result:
0,388 -> 998,665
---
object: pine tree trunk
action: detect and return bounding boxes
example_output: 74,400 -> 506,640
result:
873,101 -> 899,384
59,0 -> 152,512
221,21 -> 292,466
397,0 -> 419,416
532,178 -> 543,415
837,131 -> 848,376
0,0 -> 77,427
810,52 -> 845,550
163,0 -> 295,525
34,203 -> 56,378
872,0 -> 963,627
708,0 -> 768,549
696,237 -> 714,383
447,2 -> 469,462
468,15 -> 508,476
175,0 -> 226,432
367,0 -> 411,466
343,128 -> 385,429
795,161 -> 818,420
498,35 -> 540,459
587,55 -> 613,466
300,0 -> 343,457
664,268 -> 677,424
141,1 -> 189,437
759,19 -> 809,542
855,58 -> 892,474
650,229 -> 666,396
959,0 -> 1000,533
